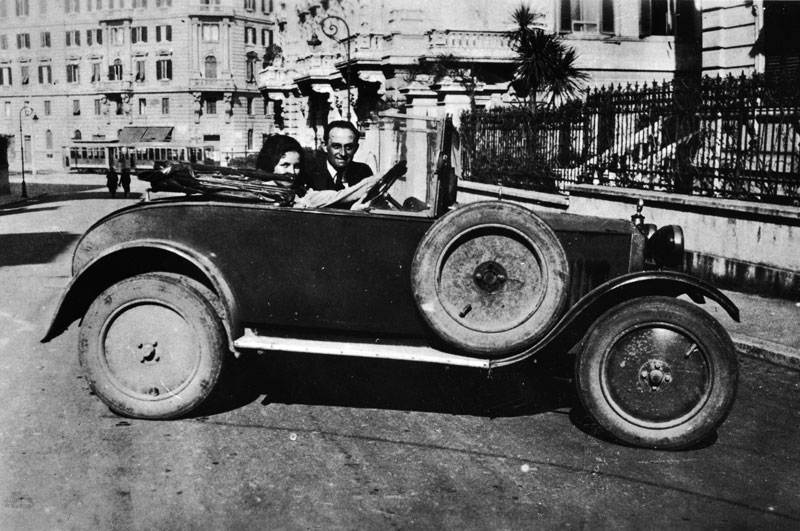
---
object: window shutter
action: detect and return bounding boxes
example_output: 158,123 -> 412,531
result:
142,27 -> 147,42
166,26 -> 171,41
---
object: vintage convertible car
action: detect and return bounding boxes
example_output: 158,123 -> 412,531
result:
43,117 -> 739,450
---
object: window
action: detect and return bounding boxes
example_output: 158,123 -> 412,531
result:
0,66 -> 11,85
40,0 -> 48,13
640,0 -> 673,37
15,0 -> 29,16
560,0 -> 614,34
45,129 -> 52,150
0,1 -> 6,17
161,97 -> 169,114
73,130 -> 82,140
72,99 -> 80,115
138,97 -> 146,114
261,0 -> 273,12
67,63 -> 80,83
16,33 -> 30,48
4,102 -> 9,116
204,55 -> 217,78
206,98 -> 216,114
95,29 -> 102,44
156,58 -> 172,80
0,35 -> 7,50
132,0 -> 146,7
247,128 -> 254,150
20,65 -> 28,84
65,0 -> 78,13
87,29 -> 92,45
262,28 -> 273,46
43,99 -> 50,115
202,23 -> 218,42
109,59 -> 122,80
94,98 -> 102,115
96,0 -> 102,8
90,61 -> 100,82
246,53 -> 257,82
111,27 -> 124,45
38,64 -> 51,84
244,0 -> 255,10
134,59 -> 145,81
131,26 -> 147,43
155,25 -> 171,42
201,0 -> 220,5
156,0 -> 171,6
245,26 -> 256,44
66,30 -> 80,46
40,31 -> 50,47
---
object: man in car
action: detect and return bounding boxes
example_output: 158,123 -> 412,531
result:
304,121 -> 373,192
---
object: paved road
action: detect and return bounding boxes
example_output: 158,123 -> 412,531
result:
1,180 -> 798,530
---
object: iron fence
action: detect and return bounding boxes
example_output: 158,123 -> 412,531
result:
460,73 -> 800,205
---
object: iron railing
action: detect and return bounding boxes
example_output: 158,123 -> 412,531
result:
460,73 -> 800,205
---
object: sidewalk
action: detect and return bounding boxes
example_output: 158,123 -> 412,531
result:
3,170 -> 798,370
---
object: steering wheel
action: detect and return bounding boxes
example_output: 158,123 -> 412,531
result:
352,160 -> 407,210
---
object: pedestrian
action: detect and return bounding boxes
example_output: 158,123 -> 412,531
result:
120,166 -> 131,198
105,166 -> 119,198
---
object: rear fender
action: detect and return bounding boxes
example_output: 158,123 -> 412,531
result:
41,240 -> 240,351
491,271 -> 739,368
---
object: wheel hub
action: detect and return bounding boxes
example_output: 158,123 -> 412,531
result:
639,359 -> 673,391
138,342 -> 160,364
473,261 -> 508,293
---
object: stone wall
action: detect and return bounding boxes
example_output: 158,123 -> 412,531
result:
458,181 -> 800,300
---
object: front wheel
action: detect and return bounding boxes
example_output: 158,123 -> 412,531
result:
78,273 -> 227,419
575,296 -> 738,450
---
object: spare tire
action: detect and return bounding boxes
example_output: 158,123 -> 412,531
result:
411,201 -> 570,357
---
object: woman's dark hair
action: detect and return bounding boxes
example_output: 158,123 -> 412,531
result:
256,134 -> 304,174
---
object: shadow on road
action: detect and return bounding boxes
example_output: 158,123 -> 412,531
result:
198,351 -> 581,420
0,231 -> 80,267
1,182 -> 144,209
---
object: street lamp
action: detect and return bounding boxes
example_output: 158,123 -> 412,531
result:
308,15 -> 352,121
18,104 -> 38,199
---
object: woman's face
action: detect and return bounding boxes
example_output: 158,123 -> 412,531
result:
274,151 -> 301,176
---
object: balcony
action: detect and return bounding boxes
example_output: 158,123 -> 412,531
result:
189,77 -> 236,91
99,79 -> 133,94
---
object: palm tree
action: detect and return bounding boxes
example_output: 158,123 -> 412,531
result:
506,4 -> 588,108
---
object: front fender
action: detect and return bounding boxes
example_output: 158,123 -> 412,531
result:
491,271 -> 739,368
41,240 -> 241,350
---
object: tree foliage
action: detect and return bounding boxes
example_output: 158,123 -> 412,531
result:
505,4 -> 588,108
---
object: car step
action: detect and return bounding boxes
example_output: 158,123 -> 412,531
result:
233,330 -> 491,368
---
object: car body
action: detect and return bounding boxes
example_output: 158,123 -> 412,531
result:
43,117 -> 739,450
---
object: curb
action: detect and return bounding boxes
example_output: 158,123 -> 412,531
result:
732,334 -> 800,371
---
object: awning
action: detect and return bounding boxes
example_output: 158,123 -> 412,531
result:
118,126 -> 173,143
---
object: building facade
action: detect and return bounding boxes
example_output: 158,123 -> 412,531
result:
0,0 -> 277,171
258,0 -> 703,147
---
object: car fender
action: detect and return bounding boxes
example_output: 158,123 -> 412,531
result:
41,239 -> 241,351
491,270 -> 739,368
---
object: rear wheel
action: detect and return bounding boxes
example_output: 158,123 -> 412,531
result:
79,273 -> 226,419
575,296 -> 738,449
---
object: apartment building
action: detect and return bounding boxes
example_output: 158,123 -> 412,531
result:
0,0 -> 277,171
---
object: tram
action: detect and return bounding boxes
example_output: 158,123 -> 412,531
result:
64,142 -> 212,172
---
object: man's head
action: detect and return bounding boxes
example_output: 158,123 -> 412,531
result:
323,120 -> 360,171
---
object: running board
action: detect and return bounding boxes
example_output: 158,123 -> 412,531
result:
233,330 -> 491,369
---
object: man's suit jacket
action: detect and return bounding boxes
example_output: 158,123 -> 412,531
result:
302,152 -> 374,192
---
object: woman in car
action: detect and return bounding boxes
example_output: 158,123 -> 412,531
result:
256,134 -> 305,187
